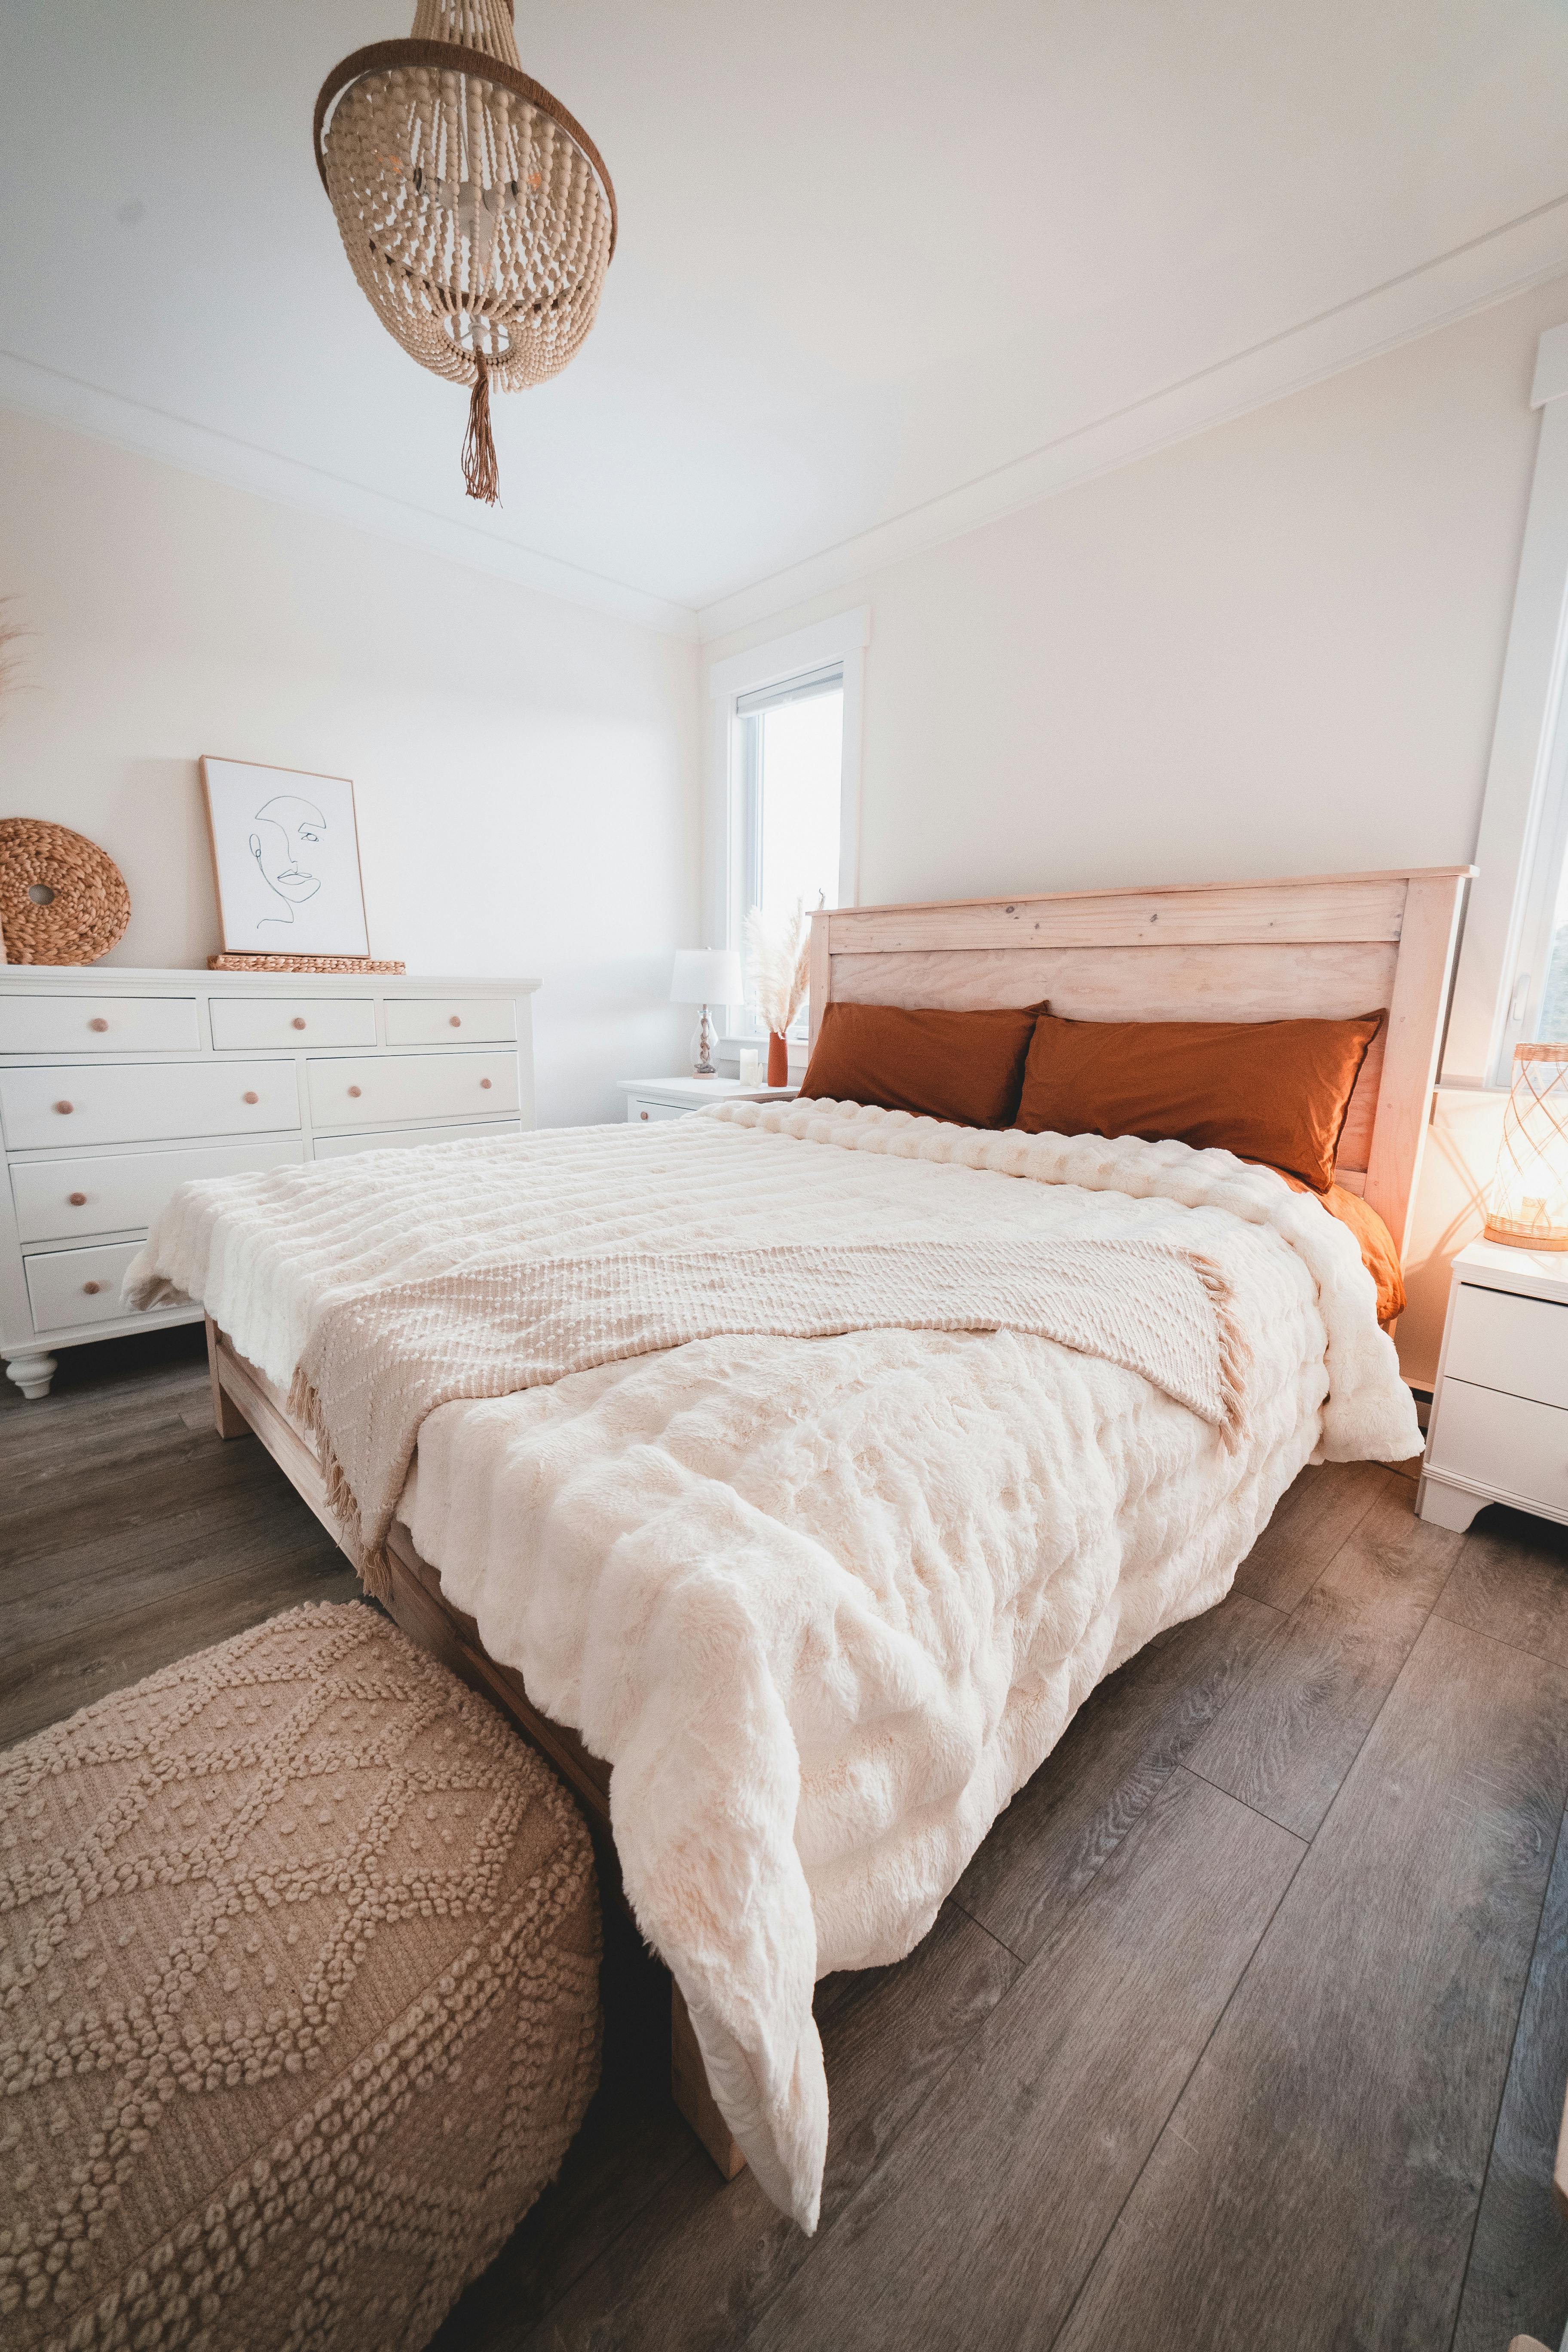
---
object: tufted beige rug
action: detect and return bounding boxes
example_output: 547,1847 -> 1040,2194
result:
0,1602 -> 601,2352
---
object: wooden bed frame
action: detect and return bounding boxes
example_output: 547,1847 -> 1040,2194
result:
204,864 -> 1471,2184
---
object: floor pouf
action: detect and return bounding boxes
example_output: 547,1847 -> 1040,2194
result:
0,1602 -> 601,2352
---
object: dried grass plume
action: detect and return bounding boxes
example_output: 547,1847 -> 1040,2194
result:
745,900 -> 814,1035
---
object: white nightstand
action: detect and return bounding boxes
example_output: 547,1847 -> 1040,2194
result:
1417,1237 -> 1568,1532
616,1076 -> 800,1125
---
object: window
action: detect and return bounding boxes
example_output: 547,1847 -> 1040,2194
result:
1447,321 -> 1568,1084
738,667 -> 845,1001
1521,750 -> 1568,1044
1484,606 -> 1568,1078
704,607 -> 868,1049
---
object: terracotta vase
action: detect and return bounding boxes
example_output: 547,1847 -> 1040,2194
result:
767,1031 -> 789,1087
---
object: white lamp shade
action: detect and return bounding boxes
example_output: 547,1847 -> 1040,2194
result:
670,948 -> 743,1006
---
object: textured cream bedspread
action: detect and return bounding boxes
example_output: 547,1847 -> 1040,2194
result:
127,1100 -> 1418,2230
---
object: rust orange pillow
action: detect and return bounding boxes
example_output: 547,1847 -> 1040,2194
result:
800,1000 -> 1047,1129
1015,1011 -> 1383,1193
1272,1171 -> 1405,1325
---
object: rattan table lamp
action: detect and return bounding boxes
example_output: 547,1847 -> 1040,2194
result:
315,0 -> 616,505
1485,1042 -> 1568,1250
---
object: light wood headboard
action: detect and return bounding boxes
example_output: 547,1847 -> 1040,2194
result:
807,867 -> 1474,1261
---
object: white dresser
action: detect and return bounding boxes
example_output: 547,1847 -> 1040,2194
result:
0,967 -> 539,1398
1417,1237 -> 1568,1532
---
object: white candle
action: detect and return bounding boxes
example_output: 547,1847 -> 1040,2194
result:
738,1047 -> 760,1085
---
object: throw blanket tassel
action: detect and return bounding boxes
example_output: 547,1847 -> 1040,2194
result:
287,1367 -> 395,1601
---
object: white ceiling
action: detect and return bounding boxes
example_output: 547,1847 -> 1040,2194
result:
3,0 -> 1568,637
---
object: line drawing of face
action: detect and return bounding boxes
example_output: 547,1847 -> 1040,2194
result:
249,795 -> 325,928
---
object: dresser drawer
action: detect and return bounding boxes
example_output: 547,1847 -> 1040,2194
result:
25,1240 -> 149,1335
12,1138 -> 306,1244
1447,1280 -> 1568,1412
0,994 -> 199,1055
210,997 -> 376,1052
383,998 -> 516,1047
1427,1378 -> 1568,1516
0,1060 -> 302,1151
312,1118 -> 523,1160
626,1096 -> 691,1123
306,1050 -> 518,1130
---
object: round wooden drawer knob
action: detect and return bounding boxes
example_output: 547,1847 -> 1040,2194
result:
68,1191 -> 87,1206
242,1091 -> 259,1105
82,1280 -> 102,1295
291,1017 -> 307,1030
348,1084 -> 362,1098
640,1109 -> 649,1120
449,1015 -> 462,1028
54,1100 -> 73,1115
88,1017 -> 109,1032
479,1077 -> 492,1089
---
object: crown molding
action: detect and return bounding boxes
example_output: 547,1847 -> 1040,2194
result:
697,195 -> 1568,643
0,349 -> 700,642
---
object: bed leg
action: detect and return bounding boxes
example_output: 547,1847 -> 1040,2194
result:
205,1317 -> 249,1440
671,1981 -> 747,2182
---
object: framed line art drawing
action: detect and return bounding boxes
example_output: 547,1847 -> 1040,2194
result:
201,757 -> 371,957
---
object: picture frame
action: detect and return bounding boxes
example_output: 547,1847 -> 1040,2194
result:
200,756 -> 371,959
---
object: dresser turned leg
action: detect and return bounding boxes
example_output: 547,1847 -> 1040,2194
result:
4,1351 -> 58,1401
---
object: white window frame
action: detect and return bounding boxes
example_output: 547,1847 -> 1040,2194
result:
1446,322 -> 1568,1088
702,606 -> 870,1051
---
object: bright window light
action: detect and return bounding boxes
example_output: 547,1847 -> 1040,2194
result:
737,667 -> 845,1033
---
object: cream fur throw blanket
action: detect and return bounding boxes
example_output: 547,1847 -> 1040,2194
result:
127,1100 -> 1419,2231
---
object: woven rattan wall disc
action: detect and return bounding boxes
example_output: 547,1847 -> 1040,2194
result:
0,818 -> 131,964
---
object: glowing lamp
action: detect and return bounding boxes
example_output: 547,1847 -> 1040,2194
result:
1485,1043 -> 1568,1250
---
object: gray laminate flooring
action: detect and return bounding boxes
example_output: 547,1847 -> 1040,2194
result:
6,1329 -> 1568,2351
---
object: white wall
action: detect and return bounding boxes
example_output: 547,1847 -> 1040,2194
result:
707,273 -> 1568,909
706,273 -> 1568,1376
0,409 -> 699,1127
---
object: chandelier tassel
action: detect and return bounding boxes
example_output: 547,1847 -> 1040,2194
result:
462,352 -> 501,506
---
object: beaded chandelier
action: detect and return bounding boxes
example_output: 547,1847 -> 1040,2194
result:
315,0 -> 616,505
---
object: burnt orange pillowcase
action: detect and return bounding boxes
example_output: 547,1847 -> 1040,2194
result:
800,1000 -> 1047,1129
1273,1172 -> 1405,1326
1015,1011 -> 1384,1194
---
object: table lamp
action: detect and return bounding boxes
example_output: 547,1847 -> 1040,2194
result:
671,949 -> 744,1077
1485,1042 -> 1568,1249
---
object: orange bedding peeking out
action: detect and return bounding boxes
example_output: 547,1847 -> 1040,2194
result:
1272,1172 -> 1404,1326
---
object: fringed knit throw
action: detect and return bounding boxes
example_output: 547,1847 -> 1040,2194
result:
287,1234 -> 1247,1596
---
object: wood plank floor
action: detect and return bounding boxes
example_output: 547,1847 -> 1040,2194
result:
6,1332 -> 1568,2350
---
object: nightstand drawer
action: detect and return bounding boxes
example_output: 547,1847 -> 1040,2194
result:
1427,1378 -> 1568,1516
305,1050 -> 518,1128
626,1097 -> 690,1123
1448,1280 -> 1568,1412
